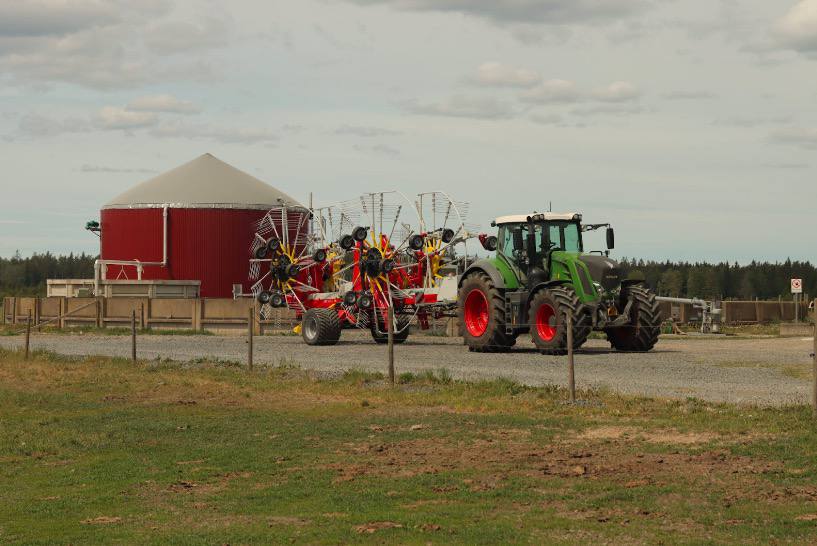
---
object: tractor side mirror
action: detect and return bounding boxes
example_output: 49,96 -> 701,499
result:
484,235 -> 497,252
479,234 -> 497,251
606,227 -> 615,250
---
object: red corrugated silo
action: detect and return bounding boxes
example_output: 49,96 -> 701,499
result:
99,153 -> 301,298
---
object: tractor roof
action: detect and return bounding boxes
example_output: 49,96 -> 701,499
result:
493,213 -> 581,225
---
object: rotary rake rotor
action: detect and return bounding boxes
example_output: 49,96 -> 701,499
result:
249,205 -> 334,316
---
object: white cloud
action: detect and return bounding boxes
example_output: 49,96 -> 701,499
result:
473,61 -> 540,88
126,94 -> 200,114
769,126 -> 817,149
529,112 -> 564,125
662,90 -> 717,100
0,3 -> 225,90
353,143 -> 401,157
335,124 -> 402,137
0,0 -> 119,37
774,0 -> 817,53
79,164 -> 158,174
343,0 -> 651,26
145,17 -> 232,54
95,106 -> 158,130
149,120 -> 278,145
520,79 -> 581,103
570,104 -> 645,117
14,113 -> 90,138
403,95 -> 515,119
591,81 -> 640,102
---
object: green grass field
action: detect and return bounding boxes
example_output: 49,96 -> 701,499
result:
2,348 -> 817,544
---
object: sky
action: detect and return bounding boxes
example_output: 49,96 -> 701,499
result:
1,0 -> 816,263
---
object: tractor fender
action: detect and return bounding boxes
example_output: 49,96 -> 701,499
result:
525,280 -> 570,305
459,260 -> 506,290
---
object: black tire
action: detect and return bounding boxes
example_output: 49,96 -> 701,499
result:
408,234 -> 424,251
528,285 -> 591,355
370,314 -> 410,344
339,234 -> 355,250
605,285 -> 661,352
458,272 -> 516,352
301,308 -> 342,346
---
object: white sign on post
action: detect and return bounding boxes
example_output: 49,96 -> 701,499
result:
792,278 -> 803,294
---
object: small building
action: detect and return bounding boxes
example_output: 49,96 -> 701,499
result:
95,153 -> 301,298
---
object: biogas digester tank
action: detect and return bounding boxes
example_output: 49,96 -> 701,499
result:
100,153 -> 302,298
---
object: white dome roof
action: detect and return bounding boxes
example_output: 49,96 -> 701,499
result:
103,153 -> 301,209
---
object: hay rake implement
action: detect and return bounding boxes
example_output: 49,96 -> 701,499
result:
247,191 -> 474,345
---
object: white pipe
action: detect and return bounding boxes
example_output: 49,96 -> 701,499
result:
656,296 -> 708,308
93,205 -> 169,296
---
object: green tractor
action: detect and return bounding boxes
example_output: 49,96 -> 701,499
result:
458,212 -> 661,354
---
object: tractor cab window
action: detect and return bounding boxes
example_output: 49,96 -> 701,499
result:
537,222 -> 582,253
563,223 -> 582,252
499,224 -> 528,261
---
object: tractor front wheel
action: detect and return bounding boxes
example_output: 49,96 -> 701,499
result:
605,285 -> 661,352
458,272 -> 515,352
529,285 -> 591,355
301,308 -> 342,346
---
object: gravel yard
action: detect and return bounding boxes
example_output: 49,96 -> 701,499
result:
1,332 -> 814,406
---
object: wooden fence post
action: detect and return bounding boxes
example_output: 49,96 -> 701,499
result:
11,297 -> 17,325
813,299 -> 817,419
388,306 -> 395,386
191,299 -> 197,331
59,297 -> 66,329
131,310 -> 137,362
567,314 -> 575,403
247,307 -> 254,370
34,297 -> 41,332
24,310 -> 31,360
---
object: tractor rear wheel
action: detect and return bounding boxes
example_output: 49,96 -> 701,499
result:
370,315 -> 410,344
301,308 -> 342,346
605,285 -> 661,352
458,272 -> 516,352
529,285 -> 591,355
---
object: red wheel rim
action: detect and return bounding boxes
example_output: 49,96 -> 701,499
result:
464,289 -> 489,337
536,303 -> 557,342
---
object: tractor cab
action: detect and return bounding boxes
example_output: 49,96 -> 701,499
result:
492,213 -> 585,283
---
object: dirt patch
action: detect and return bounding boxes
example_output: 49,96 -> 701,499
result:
354,521 -> 403,533
268,516 -> 311,527
131,471 -> 255,510
81,516 -> 121,525
323,433 -> 782,495
579,426 -> 719,445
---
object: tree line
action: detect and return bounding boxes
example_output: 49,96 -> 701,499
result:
0,252 -> 815,301
0,252 -> 97,297
619,259 -> 816,300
